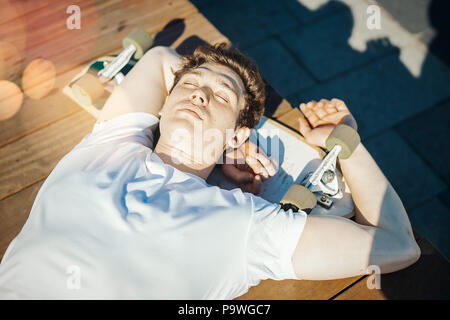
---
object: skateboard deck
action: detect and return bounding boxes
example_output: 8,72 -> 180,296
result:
207,116 -> 355,219
62,55 -> 130,118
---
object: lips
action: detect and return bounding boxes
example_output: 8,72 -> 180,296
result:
179,105 -> 204,120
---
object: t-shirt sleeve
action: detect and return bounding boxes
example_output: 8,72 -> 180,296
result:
245,194 -> 308,286
76,112 -> 160,149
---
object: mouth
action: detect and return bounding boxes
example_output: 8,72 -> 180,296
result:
178,105 -> 204,120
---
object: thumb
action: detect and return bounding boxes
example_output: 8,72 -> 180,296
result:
298,116 -> 312,138
222,164 -> 255,184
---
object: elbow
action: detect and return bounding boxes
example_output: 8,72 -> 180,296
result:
407,238 -> 421,265
377,233 -> 421,274
390,237 -> 421,272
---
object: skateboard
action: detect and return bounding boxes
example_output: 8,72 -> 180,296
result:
62,28 -> 359,219
62,28 -> 153,118
207,116 -> 359,219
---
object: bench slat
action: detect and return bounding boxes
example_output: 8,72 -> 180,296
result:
0,11 -> 225,148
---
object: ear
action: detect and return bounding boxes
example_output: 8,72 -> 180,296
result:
226,126 -> 251,149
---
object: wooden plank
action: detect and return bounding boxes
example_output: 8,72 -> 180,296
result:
0,11 -> 224,147
0,0 -> 197,85
20,0 -> 197,76
275,107 -> 304,132
0,10 -> 230,198
0,181 -> 44,261
271,99 -> 294,119
0,111 -> 95,200
334,236 -> 450,300
0,66 -> 86,148
0,0 -> 52,25
1,1 -> 138,61
235,276 -> 363,300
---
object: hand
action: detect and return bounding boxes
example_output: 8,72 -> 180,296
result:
298,98 -> 358,148
221,139 -> 278,195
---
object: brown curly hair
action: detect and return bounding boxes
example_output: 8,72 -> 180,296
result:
169,43 -> 265,129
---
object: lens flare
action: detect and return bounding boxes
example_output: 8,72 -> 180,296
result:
0,80 -> 23,121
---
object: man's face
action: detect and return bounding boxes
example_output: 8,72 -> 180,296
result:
159,62 -> 247,163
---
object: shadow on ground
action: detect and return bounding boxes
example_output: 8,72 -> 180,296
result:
192,0 -> 450,298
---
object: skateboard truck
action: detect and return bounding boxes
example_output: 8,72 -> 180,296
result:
302,144 -> 343,209
97,28 -> 153,83
98,45 -> 137,83
67,28 -> 153,110
280,124 -> 360,214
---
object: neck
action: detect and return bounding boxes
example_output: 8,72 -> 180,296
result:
153,141 -> 219,181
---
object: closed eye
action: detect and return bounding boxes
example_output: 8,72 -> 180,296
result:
216,94 -> 229,103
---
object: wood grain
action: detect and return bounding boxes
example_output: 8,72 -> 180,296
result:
0,110 -> 95,200
0,12 -> 224,148
236,276 -> 363,300
0,181 -> 44,261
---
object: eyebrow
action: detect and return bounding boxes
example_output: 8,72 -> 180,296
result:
183,69 -> 239,99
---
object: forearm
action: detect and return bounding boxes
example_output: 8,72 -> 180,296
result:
339,143 -> 416,243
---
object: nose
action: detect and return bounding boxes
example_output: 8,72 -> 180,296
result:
190,88 -> 209,106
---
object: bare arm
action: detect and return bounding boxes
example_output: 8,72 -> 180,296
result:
292,99 -> 420,280
97,46 -> 182,123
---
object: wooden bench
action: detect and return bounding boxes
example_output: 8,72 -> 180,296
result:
0,0 -> 448,300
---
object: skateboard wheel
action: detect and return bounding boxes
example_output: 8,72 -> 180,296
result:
280,184 -> 317,214
72,73 -> 104,105
122,28 -> 153,60
325,124 -> 360,159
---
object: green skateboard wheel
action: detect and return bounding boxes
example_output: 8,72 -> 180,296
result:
280,184 -> 317,213
325,124 -> 360,159
122,28 -> 153,60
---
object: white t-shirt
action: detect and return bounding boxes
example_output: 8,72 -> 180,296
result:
0,112 -> 307,299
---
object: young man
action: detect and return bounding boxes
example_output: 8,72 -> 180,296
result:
0,44 -> 420,299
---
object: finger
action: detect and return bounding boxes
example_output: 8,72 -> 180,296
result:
314,106 -> 327,119
299,103 -> 308,114
252,152 -> 276,177
326,103 -> 338,114
331,98 -> 348,111
324,110 -> 350,123
247,155 -> 269,179
244,174 -> 262,195
245,143 -> 275,178
298,116 -> 312,137
308,113 -> 320,127
306,101 -> 316,110
222,164 -> 254,184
